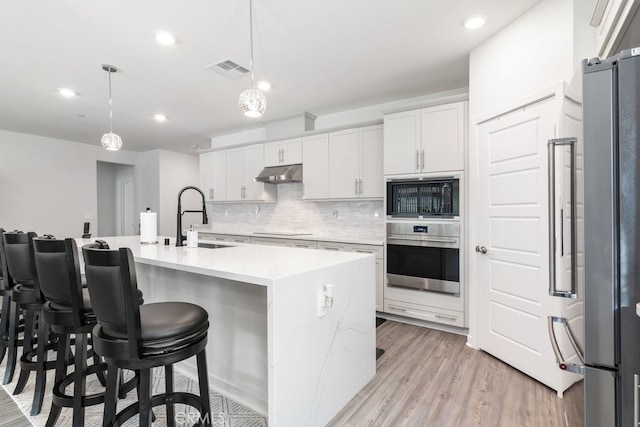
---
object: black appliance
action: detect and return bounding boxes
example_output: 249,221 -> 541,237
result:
386,177 -> 459,218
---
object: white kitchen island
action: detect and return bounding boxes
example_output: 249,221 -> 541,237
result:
78,236 -> 376,427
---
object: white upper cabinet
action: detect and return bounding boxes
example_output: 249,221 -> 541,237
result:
329,129 -> 360,198
201,145 -> 274,203
302,133 -> 330,199
359,125 -> 384,198
226,144 -> 271,202
329,125 -> 383,199
200,151 -> 227,202
421,103 -> 465,172
384,101 -> 466,175
383,110 -> 421,175
264,138 -> 303,167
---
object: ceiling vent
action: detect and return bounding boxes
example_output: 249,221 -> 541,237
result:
206,58 -> 250,79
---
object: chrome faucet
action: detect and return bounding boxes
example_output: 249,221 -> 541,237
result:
176,186 -> 208,246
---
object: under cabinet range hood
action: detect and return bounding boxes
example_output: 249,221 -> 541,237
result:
254,164 -> 302,183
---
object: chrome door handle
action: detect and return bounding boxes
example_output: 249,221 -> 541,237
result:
475,245 -> 487,254
421,149 -> 425,170
548,137 -> 578,298
355,179 -> 359,195
358,179 -> 362,194
416,150 -> 420,170
209,189 -> 214,200
548,316 -> 585,374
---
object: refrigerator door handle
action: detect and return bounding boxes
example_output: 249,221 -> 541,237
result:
635,374 -> 640,426
547,137 -> 578,298
547,316 -> 585,374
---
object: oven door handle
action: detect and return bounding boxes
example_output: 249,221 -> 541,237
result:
387,237 -> 459,248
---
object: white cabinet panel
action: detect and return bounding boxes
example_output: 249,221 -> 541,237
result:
329,129 -> 359,198
226,148 -> 245,201
302,134 -> 330,199
264,138 -> 302,166
359,125 -> 384,198
200,153 -> 215,202
244,145 -> 265,200
383,110 -> 420,175
421,103 -> 465,172
211,152 -> 228,202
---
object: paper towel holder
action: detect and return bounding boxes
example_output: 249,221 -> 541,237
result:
140,207 -> 159,245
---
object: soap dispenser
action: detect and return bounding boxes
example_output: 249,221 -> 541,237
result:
186,225 -> 198,248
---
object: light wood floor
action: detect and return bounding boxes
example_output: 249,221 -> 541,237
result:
0,320 -> 584,427
328,320 -> 584,427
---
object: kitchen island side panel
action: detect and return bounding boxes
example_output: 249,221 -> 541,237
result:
135,263 -> 269,414
269,255 -> 376,427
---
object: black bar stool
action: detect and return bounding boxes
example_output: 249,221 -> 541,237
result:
0,228 -> 24,380
33,237 -> 139,427
2,231 -> 57,415
82,245 -> 212,426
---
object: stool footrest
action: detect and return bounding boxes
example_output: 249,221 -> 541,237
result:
113,391 -> 206,427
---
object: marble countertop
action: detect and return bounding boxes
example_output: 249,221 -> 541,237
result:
192,226 -> 384,246
77,235 -> 372,287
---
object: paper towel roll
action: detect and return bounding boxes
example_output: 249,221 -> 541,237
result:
140,211 -> 158,244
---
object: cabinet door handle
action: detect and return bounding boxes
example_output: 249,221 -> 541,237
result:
280,149 -> 284,163
435,314 -> 457,321
209,189 -> 214,200
358,179 -> 363,194
416,150 -> 420,170
323,247 -> 340,251
355,179 -> 359,195
421,149 -> 425,170
389,305 -> 407,312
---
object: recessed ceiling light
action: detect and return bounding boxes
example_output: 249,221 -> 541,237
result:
58,88 -> 76,98
462,15 -> 486,30
154,114 -> 167,122
155,31 -> 176,45
257,81 -> 271,91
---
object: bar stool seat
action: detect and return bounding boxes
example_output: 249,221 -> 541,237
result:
83,245 -> 211,427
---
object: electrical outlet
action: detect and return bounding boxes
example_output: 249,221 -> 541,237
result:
318,293 -> 327,317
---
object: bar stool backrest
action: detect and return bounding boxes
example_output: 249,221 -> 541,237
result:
2,231 -> 38,290
82,245 -> 142,358
33,238 -> 89,327
0,228 -> 13,292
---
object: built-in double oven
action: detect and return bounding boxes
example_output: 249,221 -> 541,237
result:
385,176 -> 461,296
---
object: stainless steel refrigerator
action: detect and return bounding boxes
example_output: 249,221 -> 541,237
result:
582,47 -> 640,426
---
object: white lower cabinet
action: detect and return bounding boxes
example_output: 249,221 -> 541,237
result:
317,242 -> 384,312
383,300 -> 463,327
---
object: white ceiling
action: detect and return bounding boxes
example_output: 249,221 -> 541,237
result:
0,0 -> 541,153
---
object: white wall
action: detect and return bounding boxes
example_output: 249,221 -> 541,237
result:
0,129 -> 196,239
469,0 -> 575,123
157,150 -> 201,237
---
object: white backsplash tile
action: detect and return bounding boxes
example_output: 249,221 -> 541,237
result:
206,183 -> 384,241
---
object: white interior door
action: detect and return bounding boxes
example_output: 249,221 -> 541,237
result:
476,97 -> 560,390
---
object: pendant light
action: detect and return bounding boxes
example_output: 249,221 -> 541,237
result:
100,64 -> 123,151
238,0 -> 267,118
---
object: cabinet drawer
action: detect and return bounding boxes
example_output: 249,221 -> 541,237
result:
199,233 -> 229,242
349,244 -> 383,258
250,236 -> 290,247
384,299 -> 463,327
316,242 -> 350,252
290,240 -> 317,249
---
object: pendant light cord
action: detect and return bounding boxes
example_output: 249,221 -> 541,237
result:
108,69 -> 114,133
249,0 -> 255,88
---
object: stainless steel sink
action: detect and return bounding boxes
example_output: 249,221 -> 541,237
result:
198,242 -> 233,249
